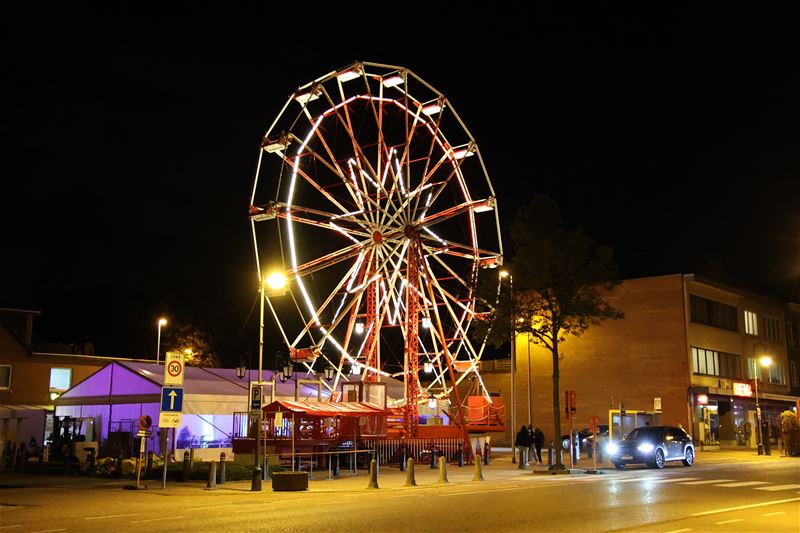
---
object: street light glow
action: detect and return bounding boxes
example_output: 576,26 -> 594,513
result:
158,318 -> 167,326
759,355 -> 773,367
499,270 -> 509,278
265,272 -> 287,290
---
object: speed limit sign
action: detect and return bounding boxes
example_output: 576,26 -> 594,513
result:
164,351 -> 185,385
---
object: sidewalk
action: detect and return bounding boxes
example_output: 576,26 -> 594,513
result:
1,446 -> 794,494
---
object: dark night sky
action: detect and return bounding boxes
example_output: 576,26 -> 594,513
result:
3,7 -> 799,362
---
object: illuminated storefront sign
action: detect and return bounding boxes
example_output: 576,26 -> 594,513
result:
696,393 -> 709,405
733,382 -> 753,397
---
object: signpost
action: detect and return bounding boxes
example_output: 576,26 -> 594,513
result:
160,355 -> 185,490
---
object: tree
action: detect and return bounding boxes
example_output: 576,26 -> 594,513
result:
164,322 -> 220,368
473,195 -> 623,470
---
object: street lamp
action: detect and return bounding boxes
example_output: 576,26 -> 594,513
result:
323,364 -> 335,381
235,362 -> 247,380
155,318 -> 167,365
500,269 -> 516,463
253,272 -> 287,492
752,348 -> 773,456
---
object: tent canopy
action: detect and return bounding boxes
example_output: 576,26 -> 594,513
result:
263,400 -> 387,417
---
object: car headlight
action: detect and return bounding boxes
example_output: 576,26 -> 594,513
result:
637,443 -> 654,453
607,442 -> 618,455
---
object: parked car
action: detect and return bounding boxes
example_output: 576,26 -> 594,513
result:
607,425 -> 695,469
561,425 -> 609,457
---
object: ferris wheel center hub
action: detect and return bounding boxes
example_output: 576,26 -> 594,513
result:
372,230 -> 383,244
403,225 -> 418,238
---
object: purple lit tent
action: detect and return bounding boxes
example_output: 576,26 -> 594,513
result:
52,361 -> 333,458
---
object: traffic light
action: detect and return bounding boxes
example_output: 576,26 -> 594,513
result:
565,390 -> 576,419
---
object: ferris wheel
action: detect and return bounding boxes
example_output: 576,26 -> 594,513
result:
249,61 -> 503,436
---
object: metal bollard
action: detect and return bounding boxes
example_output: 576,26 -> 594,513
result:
430,444 -> 437,469
145,451 -> 154,479
87,449 -> 96,477
548,447 -> 554,467
404,458 -> 417,486
483,442 -> 490,465
189,448 -> 195,467
115,454 -> 123,478
437,456 -> 449,484
182,451 -> 191,482
458,446 -> 465,467
219,452 -> 226,485
399,446 -> 407,472
366,459 -> 379,489
206,461 -> 217,490
333,453 -> 340,477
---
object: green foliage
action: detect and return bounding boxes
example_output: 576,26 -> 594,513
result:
165,323 -> 220,368
780,410 -> 800,456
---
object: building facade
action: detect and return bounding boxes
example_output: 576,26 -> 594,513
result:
486,274 -> 798,450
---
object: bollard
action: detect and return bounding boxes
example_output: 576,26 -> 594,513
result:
219,452 -> 226,485
86,448 -> 96,477
366,459 -> 379,489
548,447 -> 554,467
145,451 -> 154,479
473,455 -> 485,481
205,461 -> 217,490
430,444 -> 437,469
518,447 -> 526,469
333,453 -> 340,477
458,446 -> 465,467
189,448 -> 195,467
404,458 -> 417,487
484,441 -> 490,465
115,454 -> 123,479
399,446 -> 407,472
437,456 -> 449,484
182,451 -> 191,482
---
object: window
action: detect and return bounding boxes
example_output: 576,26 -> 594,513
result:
49,368 -> 72,391
744,310 -> 758,335
0,365 -> 11,389
692,347 -> 740,378
764,316 -> 780,341
788,321 -> 796,347
690,295 -> 738,332
767,362 -> 785,385
790,360 -> 799,388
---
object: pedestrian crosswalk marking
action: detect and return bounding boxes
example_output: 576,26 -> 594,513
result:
714,518 -> 743,525
755,484 -> 800,492
680,479 -> 733,485
715,481 -> 770,488
650,477 -> 699,483
762,511 -> 786,517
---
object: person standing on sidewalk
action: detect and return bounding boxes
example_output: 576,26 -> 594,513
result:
515,425 -> 532,466
534,427 -> 545,464
527,425 -> 537,465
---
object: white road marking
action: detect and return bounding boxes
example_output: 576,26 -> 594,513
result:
756,484 -> 800,492
187,504 -> 234,510
691,497 -> 800,516
650,477 -> 699,483
714,519 -> 743,525
715,481 -> 770,488
613,476 -> 664,483
663,529 -> 692,533
34,530 -> 66,533
679,479 -> 733,485
0,526 -> 22,530
762,511 -> 786,517
85,513 -> 138,520
130,516 -> 184,524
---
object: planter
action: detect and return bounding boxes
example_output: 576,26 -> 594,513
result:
271,471 -> 308,491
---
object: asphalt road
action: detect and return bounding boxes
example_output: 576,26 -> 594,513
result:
1,453 -> 798,532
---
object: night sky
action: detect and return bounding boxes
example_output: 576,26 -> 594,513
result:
4,7 -> 799,362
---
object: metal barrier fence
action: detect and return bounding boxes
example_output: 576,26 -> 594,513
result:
363,438 -> 469,465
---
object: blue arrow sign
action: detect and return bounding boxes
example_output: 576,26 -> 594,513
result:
161,387 -> 184,413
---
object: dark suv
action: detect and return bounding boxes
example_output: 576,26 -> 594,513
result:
607,425 -> 695,469
561,425 -> 609,457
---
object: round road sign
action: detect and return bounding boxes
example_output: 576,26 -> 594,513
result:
167,360 -> 183,377
138,415 -> 152,430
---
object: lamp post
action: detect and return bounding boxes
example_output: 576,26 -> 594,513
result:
752,347 -> 773,456
252,272 -> 287,492
155,318 -> 167,365
500,270 -> 516,463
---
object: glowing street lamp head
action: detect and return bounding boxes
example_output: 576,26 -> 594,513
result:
265,272 -> 287,290
499,270 -> 509,278
355,322 -> 365,335
184,348 -> 193,356
158,318 -> 167,326
759,355 -> 773,367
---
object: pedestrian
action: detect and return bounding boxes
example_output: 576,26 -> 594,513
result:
514,425 -> 532,466
534,427 -> 545,464
527,425 -> 536,465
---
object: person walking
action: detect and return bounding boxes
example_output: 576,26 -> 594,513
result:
527,425 -> 536,465
534,427 -> 545,464
514,425 -> 532,468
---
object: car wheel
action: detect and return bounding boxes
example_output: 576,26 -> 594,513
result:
613,462 -> 625,470
651,448 -> 665,469
682,447 -> 694,466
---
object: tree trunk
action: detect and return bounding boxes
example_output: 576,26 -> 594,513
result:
550,339 -> 566,470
